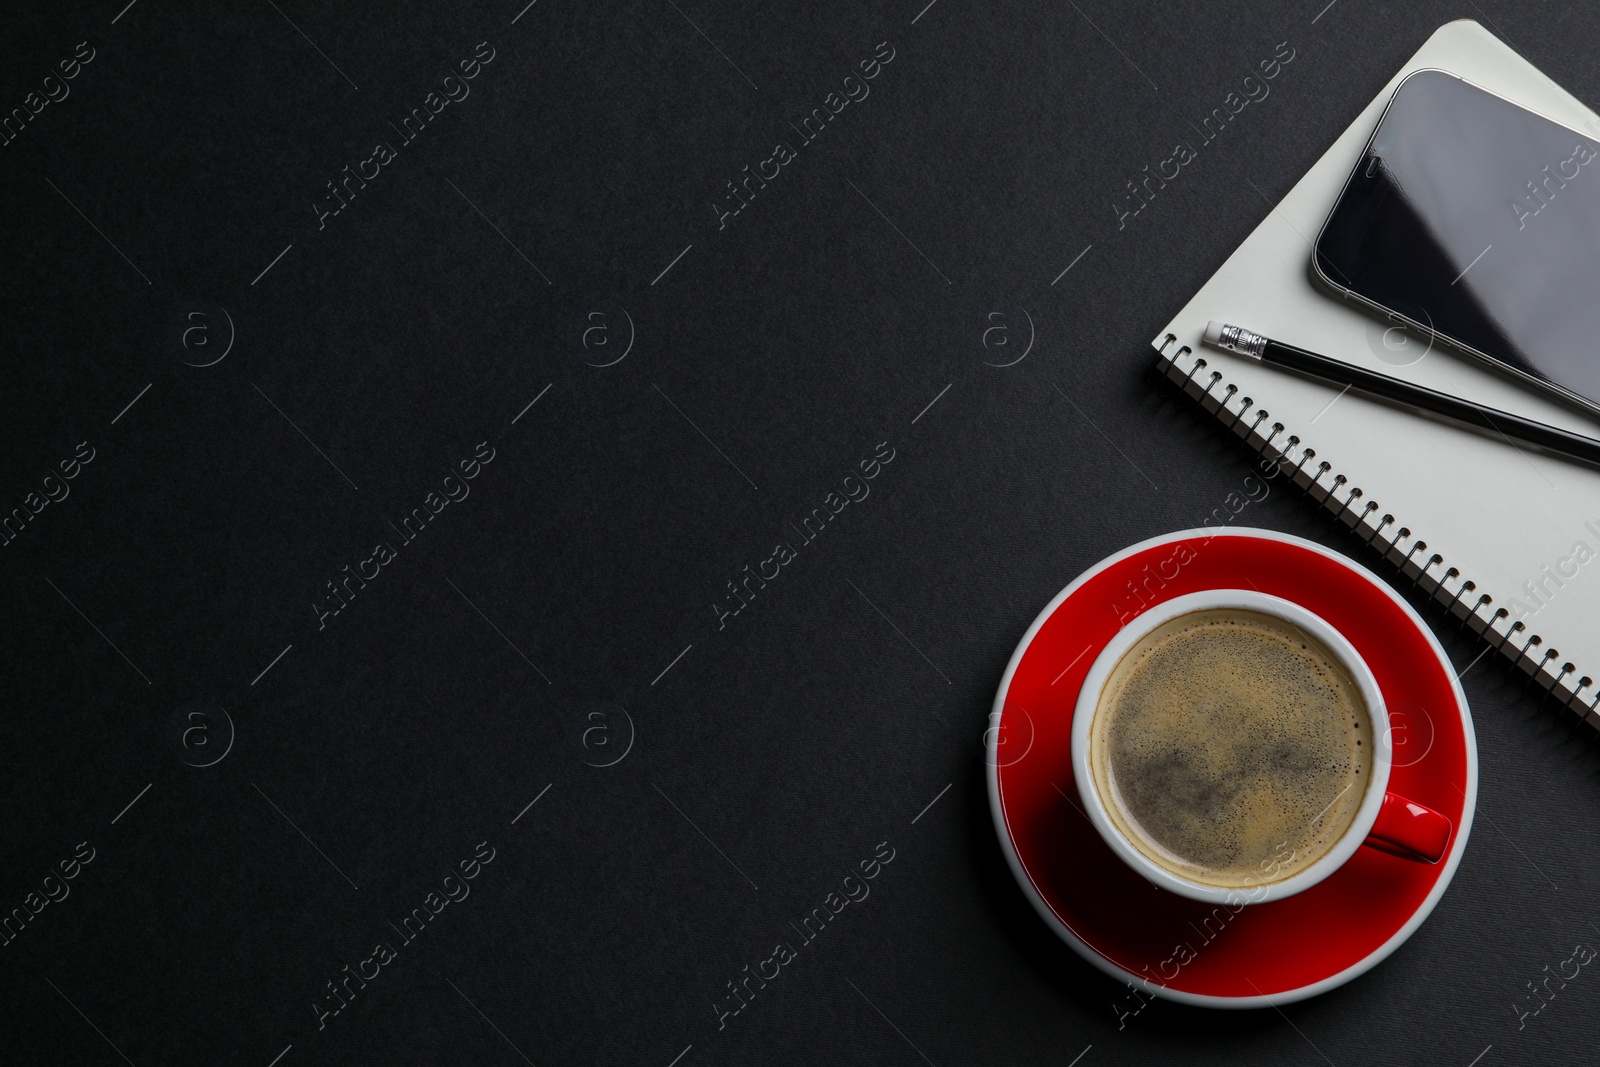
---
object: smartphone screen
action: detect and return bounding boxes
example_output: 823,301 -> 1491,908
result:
1314,69 -> 1600,413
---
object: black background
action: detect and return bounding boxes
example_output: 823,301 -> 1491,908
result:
2,2 -> 1597,1065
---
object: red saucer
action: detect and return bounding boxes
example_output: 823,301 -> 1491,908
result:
987,528 -> 1477,1006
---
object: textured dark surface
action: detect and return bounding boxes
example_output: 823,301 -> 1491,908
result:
2,2 -> 1598,1065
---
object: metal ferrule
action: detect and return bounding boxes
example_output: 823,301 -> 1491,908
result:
1215,324 -> 1267,359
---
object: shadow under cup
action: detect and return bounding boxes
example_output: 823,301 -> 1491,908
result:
1071,590 -> 1452,906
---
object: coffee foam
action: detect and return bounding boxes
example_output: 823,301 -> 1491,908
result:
1090,609 -> 1373,889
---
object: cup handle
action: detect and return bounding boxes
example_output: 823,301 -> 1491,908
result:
1361,792 -> 1452,863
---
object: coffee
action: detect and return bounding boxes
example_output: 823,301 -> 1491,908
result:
1089,608 -> 1372,889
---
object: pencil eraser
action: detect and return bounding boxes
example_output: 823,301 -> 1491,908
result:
1203,321 -> 1224,347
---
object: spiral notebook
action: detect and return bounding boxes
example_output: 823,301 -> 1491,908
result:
1153,19 -> 1600,730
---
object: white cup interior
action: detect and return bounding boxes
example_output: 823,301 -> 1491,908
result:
1071,589 -> 1392,905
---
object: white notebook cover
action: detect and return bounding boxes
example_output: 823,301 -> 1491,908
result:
1153,19 -> 1600,726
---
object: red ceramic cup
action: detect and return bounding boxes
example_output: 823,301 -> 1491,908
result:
1071,589 -> 1452,906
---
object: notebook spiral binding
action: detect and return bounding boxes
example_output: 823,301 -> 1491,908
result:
1155,336 -> 1600,733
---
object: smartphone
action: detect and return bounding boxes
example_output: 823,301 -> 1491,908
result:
1314,69 -> 1600,416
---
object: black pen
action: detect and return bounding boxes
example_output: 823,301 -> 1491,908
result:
1203,321 -> 1600,469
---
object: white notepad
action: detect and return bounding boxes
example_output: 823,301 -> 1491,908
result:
1153,19 -> 1600,728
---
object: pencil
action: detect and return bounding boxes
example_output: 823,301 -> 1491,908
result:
1202,321 -> 1600,469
